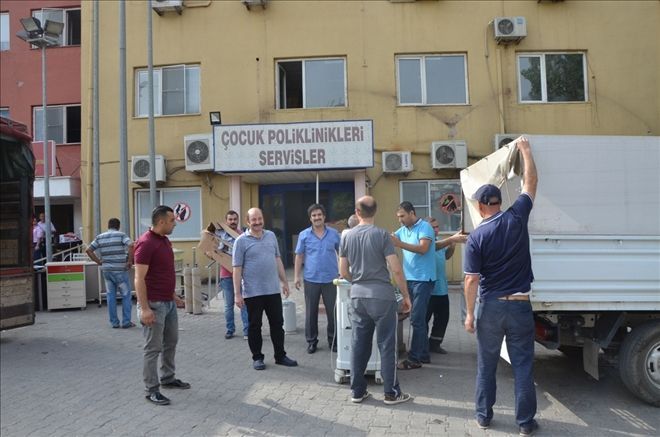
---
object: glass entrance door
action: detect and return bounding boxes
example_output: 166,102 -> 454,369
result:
259,182 -> 354,266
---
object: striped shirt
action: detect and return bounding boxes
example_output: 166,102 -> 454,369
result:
88,229 -> 132,272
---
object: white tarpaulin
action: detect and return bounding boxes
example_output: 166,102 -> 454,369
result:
461,135 -> 660,236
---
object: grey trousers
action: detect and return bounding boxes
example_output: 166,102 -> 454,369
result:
138,300 -> 179,393
304,280 -> 336,345
350,297 -> 401,397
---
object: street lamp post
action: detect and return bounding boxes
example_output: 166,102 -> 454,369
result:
17,16 -> 64,263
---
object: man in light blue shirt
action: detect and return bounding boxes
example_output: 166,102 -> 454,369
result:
391,201 -> 436,369
233,208 -> 298,371
294,204 -> 340,354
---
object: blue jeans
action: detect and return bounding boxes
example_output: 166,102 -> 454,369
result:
103,270 -> 132,328
407,280 -> 434,363
220,277 -> 248,336
138,300 -> 179,393
475,299 -> 537,426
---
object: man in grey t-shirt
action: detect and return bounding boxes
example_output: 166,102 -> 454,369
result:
339,196 -> 412,405
233,208 -> 298,371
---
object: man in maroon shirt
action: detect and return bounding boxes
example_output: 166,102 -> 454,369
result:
135,205 -> 189,406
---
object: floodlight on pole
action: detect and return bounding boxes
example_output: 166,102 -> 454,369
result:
16,16 -> 63,263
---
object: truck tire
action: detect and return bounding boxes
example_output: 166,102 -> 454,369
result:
618,322 -> 660,406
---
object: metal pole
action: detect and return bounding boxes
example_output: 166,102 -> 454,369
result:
147,1 -> 157,209
315,172 -> 319,204
92,0 -> 101,236
119,0 -> 130,235
42,46 -> 53,262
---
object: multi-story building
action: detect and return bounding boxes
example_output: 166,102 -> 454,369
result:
80,0 -> 659,278
1,0 -> 82,239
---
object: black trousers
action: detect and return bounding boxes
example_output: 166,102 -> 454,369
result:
426,294 -> 449,344
245,293 -> 286,361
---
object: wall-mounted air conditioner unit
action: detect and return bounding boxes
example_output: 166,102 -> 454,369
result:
493,134 -> 522,151
152,0 -> 183,16
242,0 -> 268,10
494,17 -> 527,43
131,155 -> 166,183
382,151 -> 413,174
431,141 -> 468,169
184,133 -> 214,172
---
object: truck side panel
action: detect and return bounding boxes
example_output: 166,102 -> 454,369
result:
531,235 -> 660,311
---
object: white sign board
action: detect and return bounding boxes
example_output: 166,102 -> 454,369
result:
214,120 -> 374,172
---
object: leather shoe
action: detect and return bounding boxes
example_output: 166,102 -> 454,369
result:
275,356 -> 298,367
307,342 -> 317,354
145,391 -> 170,405
161,378 -> 190,389
253,359 -> 266,370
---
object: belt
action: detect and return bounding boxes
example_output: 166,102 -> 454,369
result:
497,294 -> 530,301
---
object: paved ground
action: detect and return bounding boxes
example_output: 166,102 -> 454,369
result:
1,279 -> 658,437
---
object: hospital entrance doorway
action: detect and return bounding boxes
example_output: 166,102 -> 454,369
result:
259,182 -> 354,267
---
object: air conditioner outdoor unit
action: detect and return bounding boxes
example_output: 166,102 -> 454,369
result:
242,0 -> 268,10
431,141 -> 468,169
152,0 -> 183,15
494,17 -> 527,43
382,151 -> 413,174
184,133 -> 214,172
131,155 -> 166,183
493,133 -> 522,151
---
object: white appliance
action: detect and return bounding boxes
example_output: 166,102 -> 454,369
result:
152,0 -> 183,15
431,141 -> 468,169
131,155 -> 166,183
493,133 -> 522,151
382,151 -> 413,173
333,279 -> 383,384
494,17 -> 527,43
184,133 -> 214,172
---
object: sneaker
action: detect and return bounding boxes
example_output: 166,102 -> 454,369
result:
430,344 -> 448,354
225,332 -> 234,339
351,390 -> 371,403
253,359 -> 266,370
476,417 -> 491,430
383,392 -> 412,405
307,342 -> 317,354
420,357 -> 431,364
275,356 -> 298,367
519,420 -> 539,436
145,391 -> 170,405
161,378 -> 191,389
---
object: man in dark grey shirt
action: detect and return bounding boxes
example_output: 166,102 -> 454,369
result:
339,196 -> 412,405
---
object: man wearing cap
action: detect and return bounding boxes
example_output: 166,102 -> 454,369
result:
463,137 -> 539,436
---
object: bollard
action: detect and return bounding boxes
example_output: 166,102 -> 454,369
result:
183,266 -> 193,314
282,298 -> 296,333
191,266 -> 202,315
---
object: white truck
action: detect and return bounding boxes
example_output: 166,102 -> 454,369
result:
460,135 -> 660,406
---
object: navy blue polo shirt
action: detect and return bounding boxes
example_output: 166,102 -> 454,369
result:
463,193 -> 534,300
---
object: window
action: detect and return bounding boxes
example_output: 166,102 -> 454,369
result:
135,65 -> 200,117
135,188 -> 202,241
400,180 -> 462,233
33,105 -> 81,144
0,108 -> 9,119
518,53 -> 587,103
397,55 -> 468,105
276,58 -> 346,109
32,8 -> 81,46
1,13 -> 9,51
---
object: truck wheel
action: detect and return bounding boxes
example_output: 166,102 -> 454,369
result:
618,322 -> 660,406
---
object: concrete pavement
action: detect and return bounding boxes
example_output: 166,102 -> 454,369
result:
1,281 -> 658,437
